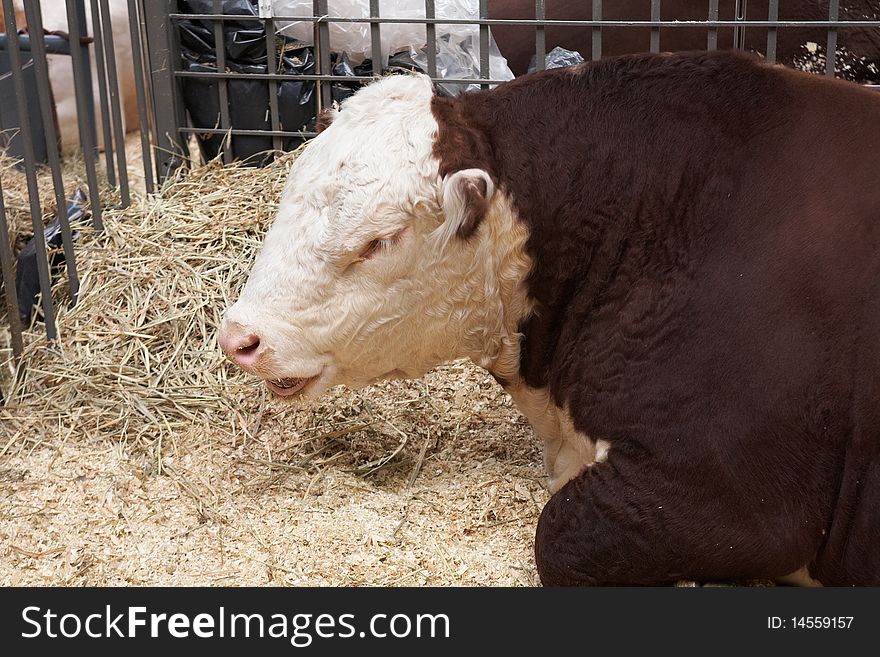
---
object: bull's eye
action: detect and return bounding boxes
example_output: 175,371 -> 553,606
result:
360,238 -> 394,260
356,228 -> 406,262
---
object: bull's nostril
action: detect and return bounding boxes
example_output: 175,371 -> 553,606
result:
219,328 -> 264,368
237,335 -> 260,356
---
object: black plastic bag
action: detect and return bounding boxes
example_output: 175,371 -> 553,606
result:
278,46 -> 316,144
177,0 -> 427,163
15,189 -> 86,324
178,0 -> 267,65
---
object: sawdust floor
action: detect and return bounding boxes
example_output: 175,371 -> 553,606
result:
1,361 -> 548,586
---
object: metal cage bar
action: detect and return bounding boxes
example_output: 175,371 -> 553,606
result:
369,0 -> 382,74
89,0 -> 116,188
65,0 -> 103,230
733,0 -> 748,51
0,0 -> 160,358
591,0 -> 602,61
478,0 -> 489,85
534,0 -> 545,72
425,0 -> 436,78
98,0 -> 130,207
708,0 -> 719,50
144,0 -> 186,182
314,0 -> 332,109
650,0 -> 661,54
766,0 -> 779,64
21,0 -> 80,308
827,0 -> 840,77
0,32 -> 70,52
264,14 -> 283,152
211,0 -> 232,164
168,13 -> 880,29
174,70 -> 512,84
0,0 -> 58,339
73,0 -> 98,158
128,0 -> 155,194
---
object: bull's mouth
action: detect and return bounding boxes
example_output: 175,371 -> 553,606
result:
266,375 -> 318,397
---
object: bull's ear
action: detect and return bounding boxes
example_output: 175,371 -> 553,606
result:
437,168 -> 495,245
315,108 -> 338,134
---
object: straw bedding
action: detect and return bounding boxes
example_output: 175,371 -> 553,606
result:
0,145 -> 548,586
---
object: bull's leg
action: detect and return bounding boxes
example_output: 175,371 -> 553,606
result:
812,454 -> 880,586
535,464 -> 687,586
534,459 -> 816,586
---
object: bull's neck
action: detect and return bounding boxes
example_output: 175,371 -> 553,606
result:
431,69 -> 646,389
456,192 -> 534,386
439,60 -> 746,390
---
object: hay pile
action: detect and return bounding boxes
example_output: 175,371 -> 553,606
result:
0,148 -> 547,586
5,151 -> 294,451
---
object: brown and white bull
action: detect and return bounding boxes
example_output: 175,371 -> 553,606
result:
220,50 -> 880,586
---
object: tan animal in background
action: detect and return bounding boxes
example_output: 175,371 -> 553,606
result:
13,0 -> 138,153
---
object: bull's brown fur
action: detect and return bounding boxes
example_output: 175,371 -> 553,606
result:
431,50 -> 880,585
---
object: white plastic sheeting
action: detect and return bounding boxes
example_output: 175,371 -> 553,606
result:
272,1 -> 513,92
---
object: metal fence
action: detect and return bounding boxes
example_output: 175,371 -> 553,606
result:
1,1 -> 878,371
0,0 -> 160,367
149,0 -> 880,172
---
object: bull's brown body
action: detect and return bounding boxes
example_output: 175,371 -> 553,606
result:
432,50 -> 880,585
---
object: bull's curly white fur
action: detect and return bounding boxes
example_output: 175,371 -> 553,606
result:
222,73 -> 533,398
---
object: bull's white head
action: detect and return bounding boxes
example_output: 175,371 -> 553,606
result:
219,74 -> 531,400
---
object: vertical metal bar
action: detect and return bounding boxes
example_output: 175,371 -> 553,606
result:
591,0 -> 602,61
0,179 -> 24,357
141,0 -> 160,182
766,0 -> 778,64
22,0 -> 80,306
826,0 -> 839,77
534,0 -> 545,72
127,0 -> 154,194
650,0 -> 661,53
733,0 -> 748,50
89,0 -> 116,187
264,15 -> 282,152
314,0 -> 332,109
478,0 -> 489,85
98,0 -> 130,206
212,0 -> 232,163
143,0 -> 187,182
707,0 -> 719,50
137,0 -> 159,182
74,0 -> 98,160
1,0 -> 57,339
66,0 -> 104,230
369,0 -> 381,73
425,0 -> 436,78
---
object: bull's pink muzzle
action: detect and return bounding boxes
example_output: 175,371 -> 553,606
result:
218,322 -> 263,371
